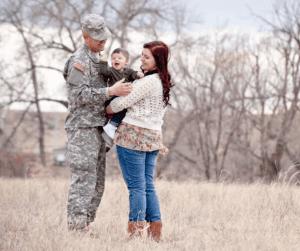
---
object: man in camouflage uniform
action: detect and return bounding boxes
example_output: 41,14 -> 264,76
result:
63,14 -> 132,231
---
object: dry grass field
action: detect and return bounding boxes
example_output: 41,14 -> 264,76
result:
1,177 -> 300,251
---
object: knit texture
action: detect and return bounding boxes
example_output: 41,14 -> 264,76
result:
109,73 -> 165,131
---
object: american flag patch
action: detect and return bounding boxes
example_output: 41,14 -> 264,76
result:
74,63 -> 86,72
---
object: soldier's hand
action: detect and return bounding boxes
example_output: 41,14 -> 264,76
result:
109,78 -> 132,96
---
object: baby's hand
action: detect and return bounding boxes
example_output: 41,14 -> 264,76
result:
100,52 -> 108,61
137,72 -> 144,78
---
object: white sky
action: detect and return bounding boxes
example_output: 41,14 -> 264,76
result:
182,0 -> 285,31
3,0 -> 286,113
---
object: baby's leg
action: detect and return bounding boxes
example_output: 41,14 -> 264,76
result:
102,109 -> 127,148
109,109 -> 127,126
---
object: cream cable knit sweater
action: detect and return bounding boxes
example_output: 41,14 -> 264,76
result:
109,73 -> 166,131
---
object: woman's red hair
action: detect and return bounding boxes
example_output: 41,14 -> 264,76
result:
143,41 -> 173,106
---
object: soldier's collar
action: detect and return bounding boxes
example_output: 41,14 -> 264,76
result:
83,44 -> 101,63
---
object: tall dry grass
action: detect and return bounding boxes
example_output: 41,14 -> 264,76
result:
1,177 -> 300,250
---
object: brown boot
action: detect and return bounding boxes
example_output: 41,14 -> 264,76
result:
126,221 -> 146,240
148,221 -> 162,242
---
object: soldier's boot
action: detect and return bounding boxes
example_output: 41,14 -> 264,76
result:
105,144 -> 111,153
125,221 -> 146,241
147,221 -> 162,242
81,221 -> 91,233
68,221 -> 90,234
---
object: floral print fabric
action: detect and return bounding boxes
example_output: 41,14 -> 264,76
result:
115,122 -> 169,156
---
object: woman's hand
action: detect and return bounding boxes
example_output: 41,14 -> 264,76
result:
106,105 -> 114,114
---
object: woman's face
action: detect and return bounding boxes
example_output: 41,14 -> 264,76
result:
140,48 -> 157,72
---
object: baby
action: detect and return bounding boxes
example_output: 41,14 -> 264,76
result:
99,48 -> 144,149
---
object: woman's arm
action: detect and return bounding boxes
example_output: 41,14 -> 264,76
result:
106,76 -> 158,114
106,104 -> 114,114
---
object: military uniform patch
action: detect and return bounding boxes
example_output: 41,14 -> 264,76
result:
75,63 -> 86,72
69,66 -> 85,86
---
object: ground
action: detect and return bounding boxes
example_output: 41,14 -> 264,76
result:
1,178 -> 300,250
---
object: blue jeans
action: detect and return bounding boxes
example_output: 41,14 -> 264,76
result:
116,145 -> 161,222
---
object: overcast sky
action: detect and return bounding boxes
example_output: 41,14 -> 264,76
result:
181,0 -> 285,31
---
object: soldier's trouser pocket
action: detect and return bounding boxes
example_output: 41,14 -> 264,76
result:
69,151 -> 90,172
68,151 -> 97,199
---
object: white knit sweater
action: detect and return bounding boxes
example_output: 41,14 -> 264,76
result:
110,73 -> 166,131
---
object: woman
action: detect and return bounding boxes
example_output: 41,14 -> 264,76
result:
106,41 -> 172,242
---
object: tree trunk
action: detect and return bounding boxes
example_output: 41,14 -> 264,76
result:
19,27 -> 46,167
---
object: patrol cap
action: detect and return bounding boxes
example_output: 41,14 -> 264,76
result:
81,14 -> 111,41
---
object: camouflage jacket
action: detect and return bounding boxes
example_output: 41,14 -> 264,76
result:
63,44 -> 111,128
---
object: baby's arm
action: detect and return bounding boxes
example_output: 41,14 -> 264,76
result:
99,52 -> 108,61
128,69 -> 144,81
99,52 -> 113,79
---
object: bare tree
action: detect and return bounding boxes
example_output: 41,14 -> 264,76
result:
0,0 -> 47,166
157,31 -> 251,181
244,0 -> 300,181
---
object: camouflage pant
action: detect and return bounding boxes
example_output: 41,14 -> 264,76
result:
66,127 -> 106,230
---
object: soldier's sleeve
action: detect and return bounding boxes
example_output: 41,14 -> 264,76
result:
66,58 -> 110,106
63,58 -> 70,80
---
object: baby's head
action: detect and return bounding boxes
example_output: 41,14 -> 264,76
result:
111,48 -> 129,71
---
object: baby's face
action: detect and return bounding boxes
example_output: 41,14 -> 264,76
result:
111,52 -> 129,71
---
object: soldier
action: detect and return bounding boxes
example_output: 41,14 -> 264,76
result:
63,14 -> 132,231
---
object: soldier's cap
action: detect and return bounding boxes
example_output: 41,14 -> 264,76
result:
81,14 -> 111,41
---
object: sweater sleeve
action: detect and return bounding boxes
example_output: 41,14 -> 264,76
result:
109,76 -> 156,113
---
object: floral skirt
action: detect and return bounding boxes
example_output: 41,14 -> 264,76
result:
114,122 -> 169,156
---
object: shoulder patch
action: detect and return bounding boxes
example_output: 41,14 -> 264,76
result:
74,63 -> 86,72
